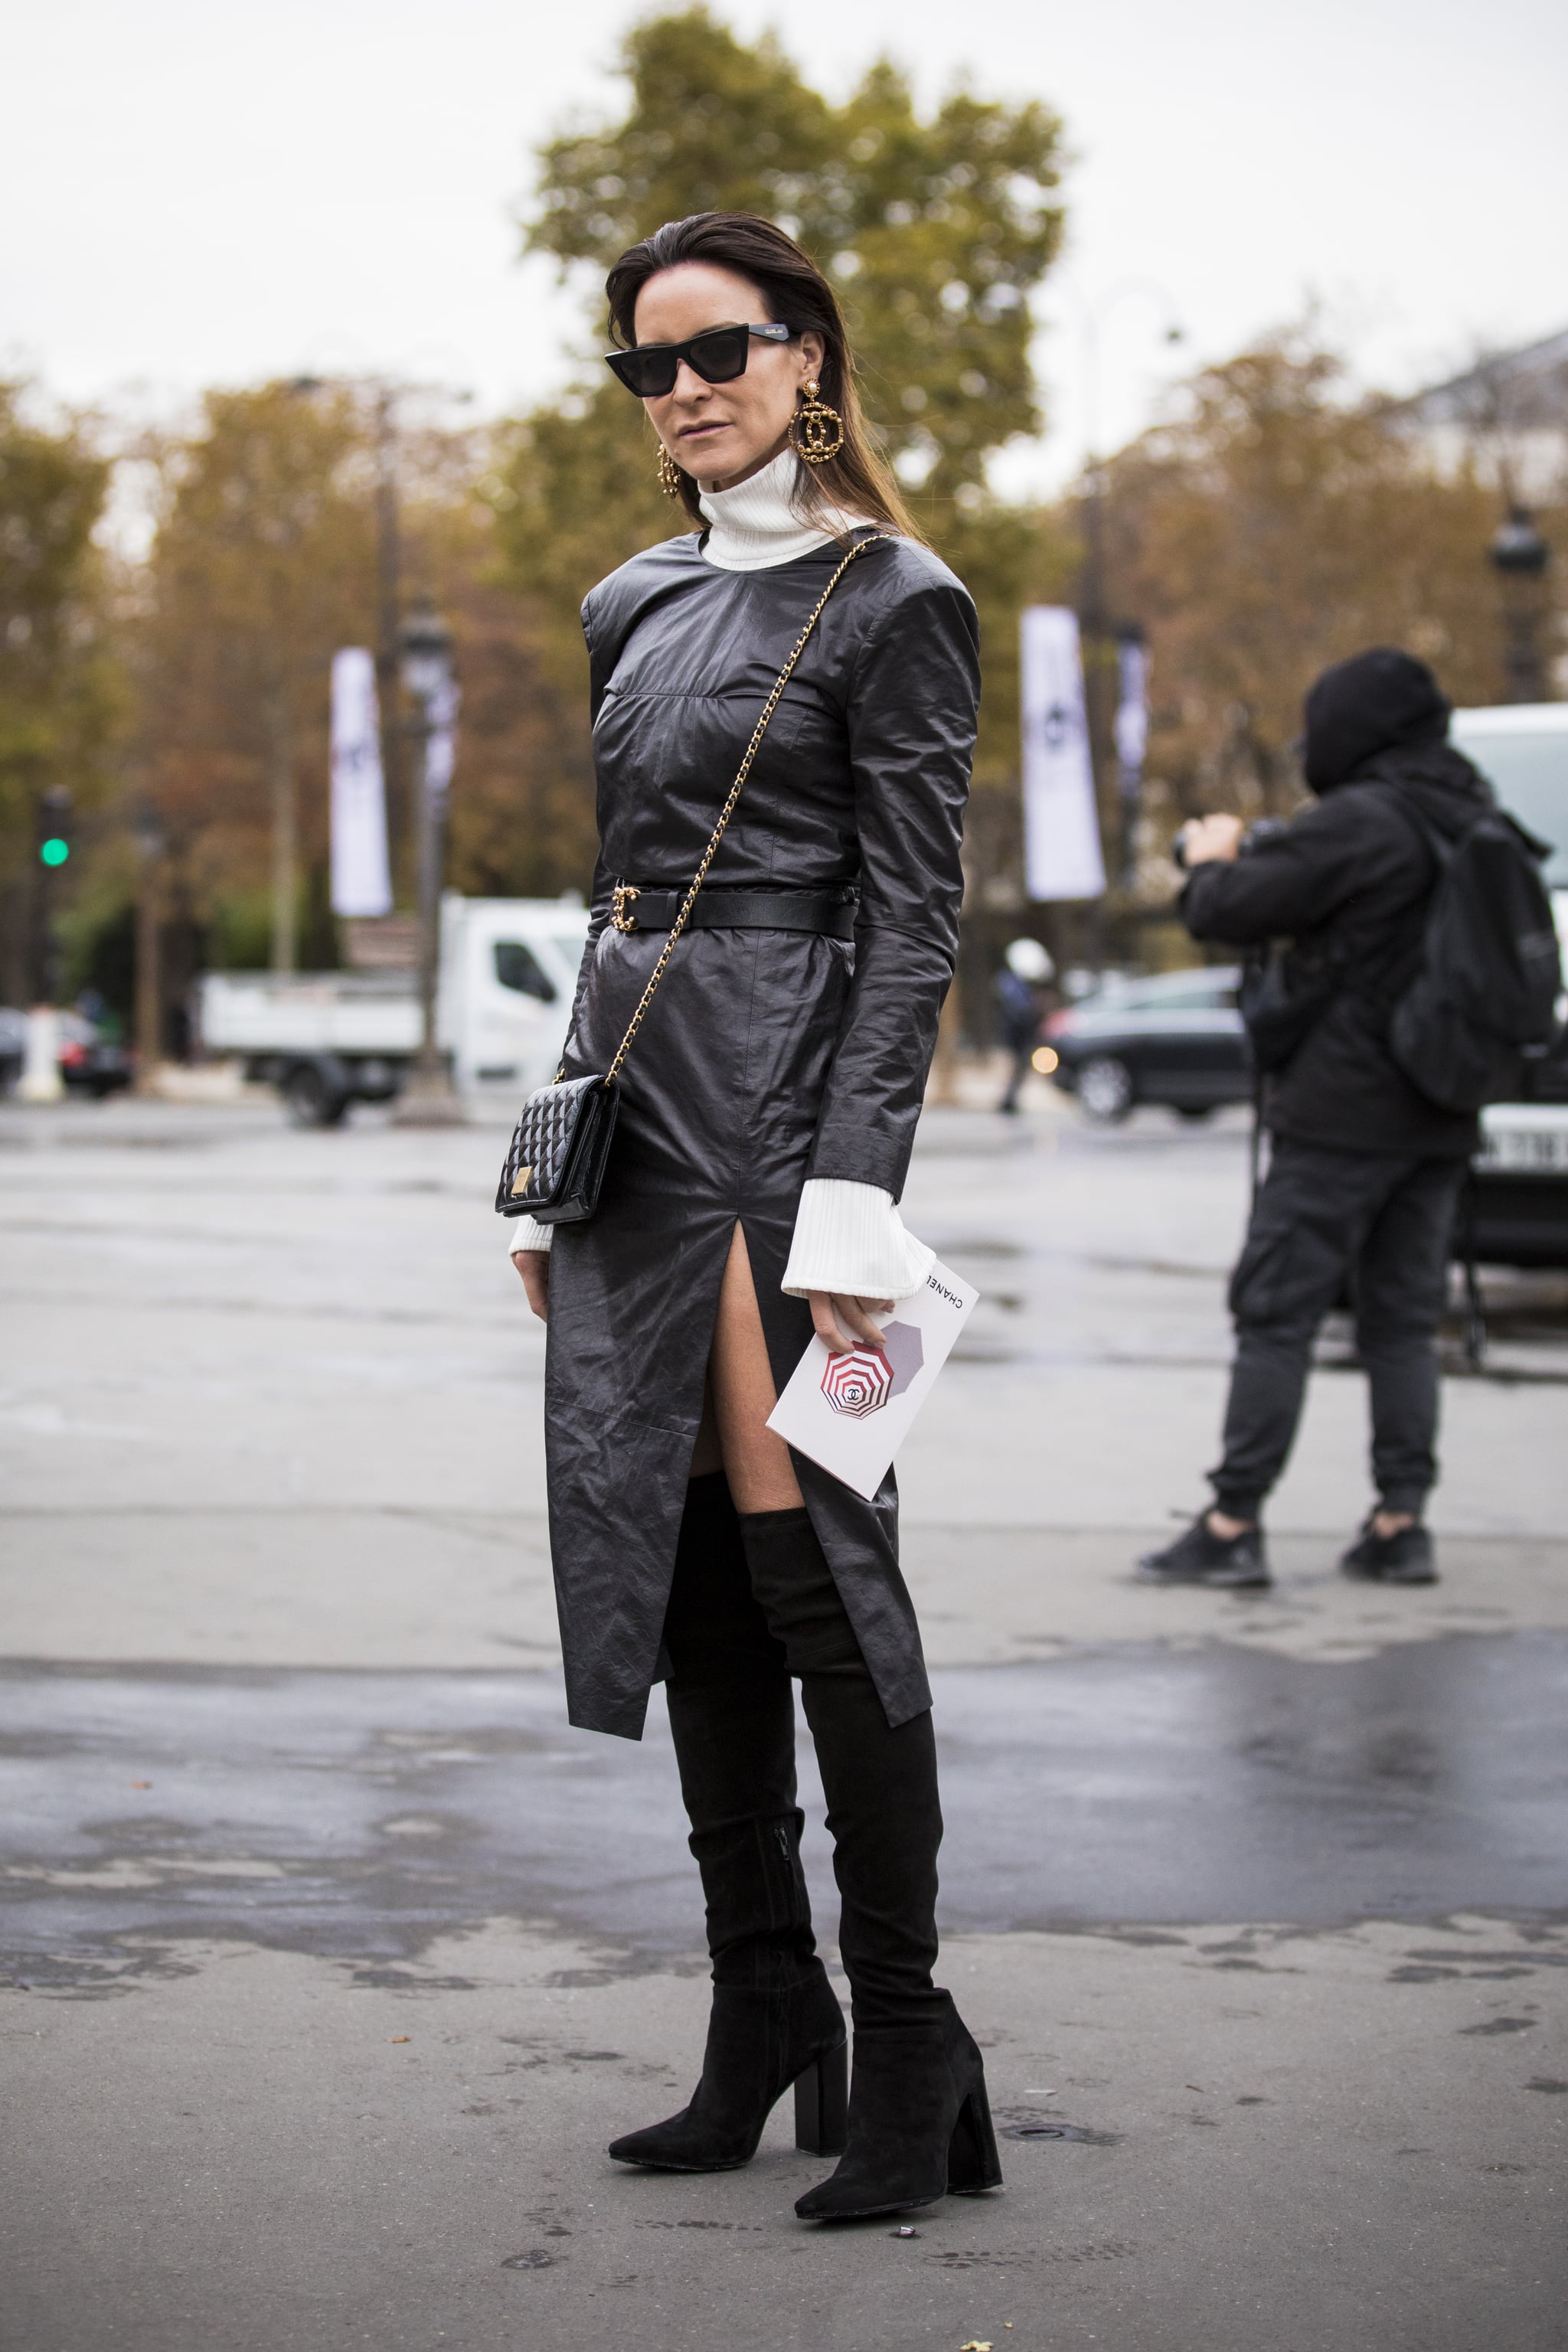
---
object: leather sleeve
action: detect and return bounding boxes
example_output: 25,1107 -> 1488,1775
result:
560,851 -> 614,1076
807,574 -> 979,1199
560,591 -> 620,1072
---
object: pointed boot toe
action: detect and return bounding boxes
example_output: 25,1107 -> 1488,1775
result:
608,1972 -> 847,2174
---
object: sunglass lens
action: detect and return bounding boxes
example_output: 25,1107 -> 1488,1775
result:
687,326 -> 751,384
607,347 -> 678,397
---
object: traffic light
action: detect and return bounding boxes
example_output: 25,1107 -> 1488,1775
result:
31,789 -> 73,1001
35,788 -> 72,869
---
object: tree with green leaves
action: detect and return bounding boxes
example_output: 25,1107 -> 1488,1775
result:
526,8 -> 1063,498
495,7 -> 1074,1027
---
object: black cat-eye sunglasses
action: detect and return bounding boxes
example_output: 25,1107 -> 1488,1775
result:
604,321 -> 792,400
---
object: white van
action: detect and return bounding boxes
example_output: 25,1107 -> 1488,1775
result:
1449,703 -> 1568,1265
197,894 -> 589,1125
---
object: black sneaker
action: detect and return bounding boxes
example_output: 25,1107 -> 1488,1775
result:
1340,1519 -> 1437,1586
1135,1514 -> 1271,1589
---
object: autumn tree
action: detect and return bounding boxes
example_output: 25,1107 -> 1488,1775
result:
435,475 -> 606,905
129,381 -> 387,972
0,384 -> 119,1001
1093,332 -> 1557,908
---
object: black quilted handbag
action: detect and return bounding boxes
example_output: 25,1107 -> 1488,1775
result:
495,1073 -> 620,1227
495,536 -> 885,1230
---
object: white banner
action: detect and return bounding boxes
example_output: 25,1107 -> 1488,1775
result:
1021,606 -> 1106,902
330,648 -> 393,917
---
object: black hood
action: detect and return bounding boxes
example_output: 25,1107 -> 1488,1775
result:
1303,647 -> 1451,793
1357,738 -> 1494,839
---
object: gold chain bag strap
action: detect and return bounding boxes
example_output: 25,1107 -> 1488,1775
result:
495,534 -> 888,1227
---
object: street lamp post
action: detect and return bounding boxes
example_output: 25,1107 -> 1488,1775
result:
392,600 -> 463,1127
372,390 -> 407,887
1069,282 -> 1184,948
1488,507 -> 1550,704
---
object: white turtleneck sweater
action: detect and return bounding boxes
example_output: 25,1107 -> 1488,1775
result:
697,446 -> 865,572
508,451 -> 933,1303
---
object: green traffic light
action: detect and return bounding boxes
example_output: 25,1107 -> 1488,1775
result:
40,838 -> 70,867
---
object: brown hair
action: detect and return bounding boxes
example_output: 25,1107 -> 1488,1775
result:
604,210 -> 923,544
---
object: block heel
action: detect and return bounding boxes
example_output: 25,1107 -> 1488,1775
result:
946,2080 -> 1003,2194
795,1996 -> 1004,2220
794,2037 -> 849,2156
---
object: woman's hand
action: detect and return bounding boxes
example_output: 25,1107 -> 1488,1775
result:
514,1250 -> 550,1323
808,1291 -> 893,1354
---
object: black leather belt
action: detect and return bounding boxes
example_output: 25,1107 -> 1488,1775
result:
611,884 -> 856,939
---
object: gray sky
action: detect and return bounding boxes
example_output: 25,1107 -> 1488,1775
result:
5,0 -> 1565,487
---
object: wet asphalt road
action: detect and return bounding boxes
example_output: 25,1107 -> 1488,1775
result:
3,1096 -> 1566,1984
3,1093 -> 1566,2352
5,1635 -> 1567,1988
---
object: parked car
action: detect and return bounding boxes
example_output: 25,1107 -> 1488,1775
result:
1044,967 -> 1248,1122
0,1008 -> 132,1099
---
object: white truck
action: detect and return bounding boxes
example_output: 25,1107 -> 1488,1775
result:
1450,702 -> 1568,1266
195,893 -> 590,1125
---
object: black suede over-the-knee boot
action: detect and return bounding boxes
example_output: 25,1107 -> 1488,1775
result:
606,1475 -> 847,2173
738,1505 -> 1001,2220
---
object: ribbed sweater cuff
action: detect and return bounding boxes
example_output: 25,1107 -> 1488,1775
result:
506,1215 -> 553,1256
780,1178 -> 933,1302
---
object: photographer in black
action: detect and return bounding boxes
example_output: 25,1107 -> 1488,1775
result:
1138,648 -> 1494,1591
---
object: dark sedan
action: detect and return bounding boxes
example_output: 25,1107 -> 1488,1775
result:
1042,967 -> 1249,1122
0,1009 -> 133,1099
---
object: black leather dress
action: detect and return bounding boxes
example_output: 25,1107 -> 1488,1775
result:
544,527 -> 979,1738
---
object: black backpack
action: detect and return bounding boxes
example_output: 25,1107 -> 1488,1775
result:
1384,790 -> 1562,1112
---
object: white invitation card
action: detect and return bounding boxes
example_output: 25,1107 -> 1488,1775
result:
766,1259 -> 979,1500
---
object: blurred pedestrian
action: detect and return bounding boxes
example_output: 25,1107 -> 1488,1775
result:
75,986 -> 122,1044
507,212 -> 998,2221
994,936 -> 1055,1112
1138,648 -> 1496,1593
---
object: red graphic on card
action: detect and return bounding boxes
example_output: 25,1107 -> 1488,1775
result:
818,1322 -> 925,1419
822,1345 -> 892,1418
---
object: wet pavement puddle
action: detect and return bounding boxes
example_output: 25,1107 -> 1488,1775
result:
3,1637 -> 1566,1984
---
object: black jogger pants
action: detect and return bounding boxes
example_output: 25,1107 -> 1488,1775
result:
1210,1138 -> 1466,1522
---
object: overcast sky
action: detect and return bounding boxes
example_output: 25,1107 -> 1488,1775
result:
5,0 -> 1565,489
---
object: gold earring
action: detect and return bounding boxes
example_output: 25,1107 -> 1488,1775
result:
657,446 -> 682,498
788,379 -> 844,466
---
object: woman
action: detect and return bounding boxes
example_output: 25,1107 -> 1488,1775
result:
507,210 -> 997,2222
